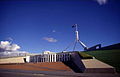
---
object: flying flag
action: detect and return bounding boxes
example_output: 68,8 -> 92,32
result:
72,24 -> 77,28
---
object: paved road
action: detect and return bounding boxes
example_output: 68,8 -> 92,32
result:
0,69 -> 120,77
0,71 -> 120,77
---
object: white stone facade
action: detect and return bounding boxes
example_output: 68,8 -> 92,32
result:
28,51 -> 71,62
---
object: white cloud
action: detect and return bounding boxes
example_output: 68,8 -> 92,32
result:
0,41 -> 20,51
8,44 -> 20,51
95,0 -> 108,5
43,37 -> 58,42
0,41 -> 10,49
0,41 -> 28,57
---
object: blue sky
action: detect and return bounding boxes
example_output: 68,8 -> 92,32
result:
0,0 -> 120,53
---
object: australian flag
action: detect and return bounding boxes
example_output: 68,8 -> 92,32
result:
72,24 -> 77,28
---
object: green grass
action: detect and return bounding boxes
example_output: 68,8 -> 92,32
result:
79,52 -> 93,59
83,49 -> 120,73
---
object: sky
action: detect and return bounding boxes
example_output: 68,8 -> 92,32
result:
0,0 -> 120,53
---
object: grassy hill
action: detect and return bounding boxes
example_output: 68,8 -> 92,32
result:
81,49 -> 120,73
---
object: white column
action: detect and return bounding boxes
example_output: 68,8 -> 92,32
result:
48,54 -> 49,62
53,54 -> 55,62
51,54 -> 53,62
52,54 -> 54,62
53,54 -> 54,62
49,54 -> 51,62
54,54 -> 56,62
26,56 -> 30,63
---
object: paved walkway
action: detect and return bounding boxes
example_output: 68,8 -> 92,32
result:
82,59 -> 115,73
82,59 -> 114,68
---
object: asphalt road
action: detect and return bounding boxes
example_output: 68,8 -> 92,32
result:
0,69 -> 120,77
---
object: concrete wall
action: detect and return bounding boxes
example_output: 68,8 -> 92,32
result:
0,57 -> 26,64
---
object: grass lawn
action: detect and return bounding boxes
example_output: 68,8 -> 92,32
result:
82,49 -> 120,73
79,52 -> 93,59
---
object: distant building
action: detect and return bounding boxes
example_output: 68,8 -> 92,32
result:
87,43 -> 120,51
98,43 -> 120,50
26,51 -> 71,63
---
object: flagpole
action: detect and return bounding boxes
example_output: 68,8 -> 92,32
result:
73,24 -> 88,51
62,24 -> 88,52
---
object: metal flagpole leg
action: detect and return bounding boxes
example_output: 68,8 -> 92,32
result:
78,40 -> 88,50
73,40 -> 77,51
